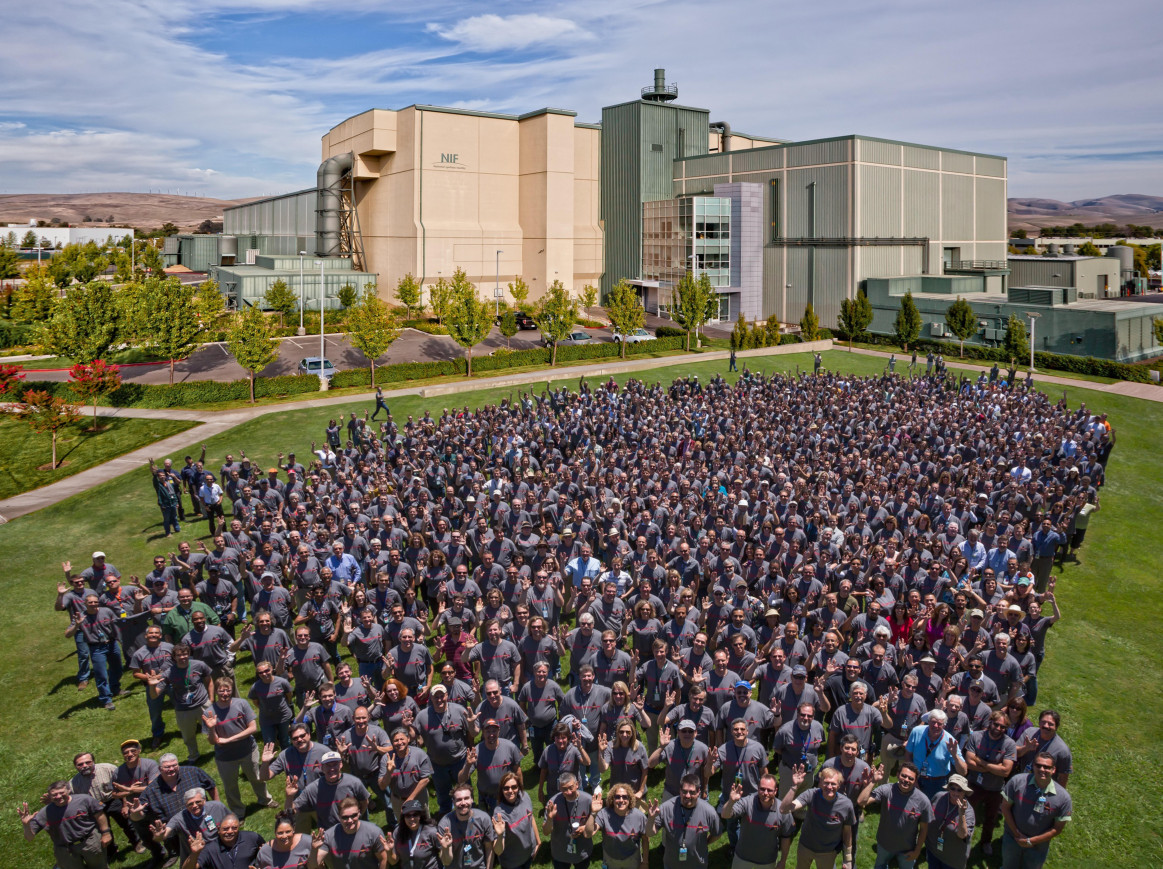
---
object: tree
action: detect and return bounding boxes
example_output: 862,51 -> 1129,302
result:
507,276 -> 530,309
892,291 -> 922,352
139,242 -> 165,277
68,360 -> 122,429
394,273 -> 423,320
194,281 -> 225,334
264,279 -> 297,327
498,310 -> 519,350
41,281 -> 120,363
837,288 -> 873,350
670,271 -> 717,351
146,277 -> 204,385
799,302 -> 820,341
21,230 -> 38,248
227,305 -> 278,403
337,284 -> 358,310
17,389 -> 80,469
605,279 -> 646,359
345,289 -> 400,386
0,246 -> 19,280
536,279 -> 578,366
160,222 -> 179,237
428,277 -> 452,325
1002,314 -> 1030,367
1154,317 -> 1163,348
765,314 -> 782,347
444,268 -> 493,376
10,266 -> 57,323
0,362 -> 26,396
1076,241 -> 1102,257
730,312 -> 748,351
580,284 -> 599,312
1012,228 -> 1027,239
944,296 -> 978,357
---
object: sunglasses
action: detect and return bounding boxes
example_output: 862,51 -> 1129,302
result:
341,813 -> 361,821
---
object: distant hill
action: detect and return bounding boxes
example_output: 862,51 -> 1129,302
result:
0,192 -> 263,231
1009,194 -> 1163,233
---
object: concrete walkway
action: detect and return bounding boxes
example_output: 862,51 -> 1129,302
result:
2,339 -> 1158,522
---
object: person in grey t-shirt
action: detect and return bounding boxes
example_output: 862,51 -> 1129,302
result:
541,774 -> 596,866
312,801 -> 388,869
783,766 -> 857,869
593,782 -> 650,869
649,774 -> 722,869
856,762 -> 932,868
720,774 -> 794,869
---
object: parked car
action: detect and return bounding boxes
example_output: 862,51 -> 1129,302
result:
544,331 -> 596,347
497,310 -> 537,330
612,327 -> 654,344
298,356 -> 336,379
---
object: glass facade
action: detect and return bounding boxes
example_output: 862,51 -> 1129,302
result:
642,196 -> 731,288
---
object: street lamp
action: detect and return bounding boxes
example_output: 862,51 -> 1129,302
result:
319,260 -> 327,389
495,249 -> 503,316
298,251 -> 307,335
1025,311 -> 1041,372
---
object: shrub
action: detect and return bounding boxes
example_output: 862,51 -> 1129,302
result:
402,318 -> 449,336
3,373 -> 320,408
0,320 -> 36,349
654,326 -> 687,339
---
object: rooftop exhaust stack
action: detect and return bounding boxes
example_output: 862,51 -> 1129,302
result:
642,68 -> 678,102
316,151 -> 354,258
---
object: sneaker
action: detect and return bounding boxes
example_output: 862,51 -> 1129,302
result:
135,843 -> 149,855
151,736 -> 163,750
186,754 -> 200,764
104,702 -> 116,711
78,681 -> 89,691
266,799 -> 280,809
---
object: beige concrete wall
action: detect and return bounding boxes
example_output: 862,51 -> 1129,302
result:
322,107 -> 604,307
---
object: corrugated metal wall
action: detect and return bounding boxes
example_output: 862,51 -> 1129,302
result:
859,139 -> 902,166
785,246 -> 847,326
786,139 -> 849,167
599,102 -> 642,296
975,178 -> 1006,241
903,147 -> 940,170
730,148 -> 784,173
224,189 -> 318,237
785,166 -> 849,237
975,156 -> 1006,177
859,165 -> 902,236
903,170 -> 940,239
942,174 -> 974,240
941,151 -> 975,174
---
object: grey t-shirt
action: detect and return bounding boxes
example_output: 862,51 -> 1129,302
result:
658,738 -> 711,795
466,639 -> 521,685
964,730 -> 1017,792
206,698 -> 257,762
546,792 -> 594,864
925,792 -> 975,869
267,742 -> 329,785
868,783 -> 932,854
384,746 -> 433,801
341,724 -> 391,782
162,660 -> 213,710
730,794 -> 794,864
771,720 -> 826,769
603,742 -> 650,787
793,788 -> 856,852
717,699 -> 776,741
829,703 -> 883,756
293,773 -> 369,827
716,739 -> 769,795
1002,774 -> 1073,838
248,676 -> 295,724
493,793 -> 538,869
436,809 -> 495,869
165,801 -> 230,843
657,797 -> 721,869
30,794 -> 101,845
517,679 -> 565,728
594,806 -> 649,862
321,819 -> 387,869
415,702 -> 471,765
472,738 -> 524,796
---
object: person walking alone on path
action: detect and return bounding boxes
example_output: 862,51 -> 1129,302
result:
729,346 -> 738,373
371,386 -> 391,421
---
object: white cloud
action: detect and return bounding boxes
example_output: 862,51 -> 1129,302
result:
427,14 -> 588,52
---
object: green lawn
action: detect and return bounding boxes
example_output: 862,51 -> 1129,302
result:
0,414 -> 198,499
1,350 -> 1159,867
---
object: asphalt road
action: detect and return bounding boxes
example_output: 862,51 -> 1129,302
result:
24,324 -> 616,384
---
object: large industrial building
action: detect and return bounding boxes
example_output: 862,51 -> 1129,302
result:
171,69 -> 1158,360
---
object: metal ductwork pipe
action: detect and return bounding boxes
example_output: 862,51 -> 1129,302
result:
709,121 -> 732,153
316,151 -> 354,257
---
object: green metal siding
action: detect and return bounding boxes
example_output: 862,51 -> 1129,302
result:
786,139 -> 850,167
903,146 -> 940,170
941,151 -> 975,174
859,139 -> 902,166
976,178 -> 1006,241
784,166 -> 850,237
730,148 -> 783,173
976,156 -> 1006,177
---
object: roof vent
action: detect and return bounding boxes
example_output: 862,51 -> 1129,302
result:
641,68 -> 678,102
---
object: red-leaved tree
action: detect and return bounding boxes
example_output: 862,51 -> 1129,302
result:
68,359 -> 122,428
17,389 -> 81,468
0,362 -> 25,397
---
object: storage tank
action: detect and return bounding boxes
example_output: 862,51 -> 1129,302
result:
1063,244 -> 1076,255
1048,243 -> 1060,256
1106,245 -> 1134,272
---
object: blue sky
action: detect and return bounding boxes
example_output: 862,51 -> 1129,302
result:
1,0 -> 1160,201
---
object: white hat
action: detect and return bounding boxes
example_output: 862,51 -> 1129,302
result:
92,551 -> 106,559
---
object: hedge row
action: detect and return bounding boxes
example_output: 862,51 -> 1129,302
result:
4,374 -> 321,408
832,332 -> 1154,384
332,337 -> 688,389
0,320 -> 36,350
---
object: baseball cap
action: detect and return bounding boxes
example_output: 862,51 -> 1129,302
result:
920,655 -> 937,664
92,551 -> 106,559
321,751 -> 342,764
737,499 -> 749,507
120,739 -> 142,751
764,608 -> 779,618
792,665 -> 808,677
969,608 -> 984,618
430,684 -> 448,696
968,679 -> 985,690
733,578 -> 747,589
677,720 -> 696,731
447,617 -> 462,628
401,799 -> 425,815
1016,576 -> 1033,587
734,680 -> 752,691
484,719 -> 500,729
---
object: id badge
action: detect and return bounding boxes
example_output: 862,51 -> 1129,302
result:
679,844 -> 688,862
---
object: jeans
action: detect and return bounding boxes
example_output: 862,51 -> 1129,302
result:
146,691 -> 167,739
581,741 -> 600,791
160,504 -> 181,535
530,724 -> 553,763
357,661 -> 383,691
260,719 -> 292,750
924,849 -> 957,869
372,398 -> 391,420
75,634 -> 92,684
432,757 -> 466,816
90,640 -> 122,704
1025,672 -> 1039,707
718,792 -> 742,847
874,845 -> 916,869
1001,829 -> 1050,869
918,775 -> 947,801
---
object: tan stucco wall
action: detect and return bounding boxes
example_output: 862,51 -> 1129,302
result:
323,107 -> 603,306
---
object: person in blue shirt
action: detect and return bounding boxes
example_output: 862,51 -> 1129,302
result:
905,710 -> 967,801
325,542 -> 361,586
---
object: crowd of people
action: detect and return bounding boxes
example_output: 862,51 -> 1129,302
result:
29,365 -> 1110,869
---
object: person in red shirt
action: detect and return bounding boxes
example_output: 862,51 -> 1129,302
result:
437,617 -> 474,681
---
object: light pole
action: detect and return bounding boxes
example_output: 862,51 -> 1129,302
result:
1025,311 -> 1041,372
298,252 -> 307,335
495,249 -> 503,317
319,260 -> 327,389
130,235 -> 134,278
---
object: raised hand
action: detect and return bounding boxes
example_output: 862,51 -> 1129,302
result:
149,819 -> 167,840
598,732 -> 609,754
17,801 -> 33,824
647,798 -> 660,818
691,666 -> 704,684
437,826 -> 453,850
302,690 -> 318,708
664,689 -> 677,708
336,736 -> 352,756
729,781 -> 744,802
466,746 -> 478,766
659,728 -> 672,748
188,831 -> 206,855
311,828 -> 325,849
285,774 -> 300,798
791,763 -> 807,788
492,813 -> 507,836
591,791 -> 603,812
545,799 -> 558,821
872,763 -> 886,783
261,742 -> 277,764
